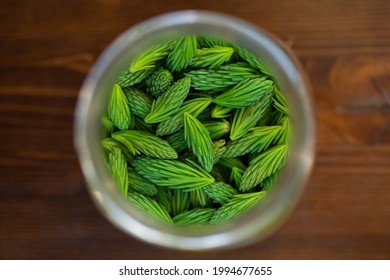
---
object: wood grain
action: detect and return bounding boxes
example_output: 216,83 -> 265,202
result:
0,0 -> 389,259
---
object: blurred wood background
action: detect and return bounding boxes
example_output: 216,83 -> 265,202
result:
0,0 -> 389,259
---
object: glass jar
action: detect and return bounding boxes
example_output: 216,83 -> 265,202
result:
74,10 -> 315,250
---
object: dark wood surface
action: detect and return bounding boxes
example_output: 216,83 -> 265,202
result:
0,0 -> 389,259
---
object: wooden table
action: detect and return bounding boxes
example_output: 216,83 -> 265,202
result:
1,0 -> 389,259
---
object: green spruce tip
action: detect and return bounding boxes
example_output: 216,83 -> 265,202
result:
211,104 -> 234,118
132,157 -> 215,191
107,84 -> 132,131
146,67 -> 174,98
102,138 -> 134,162
230,167 -> 244,187
102,114 -> 115,135
261,170 -> 281,191
155,186 -> 172,214
255,106 -> 274,127
210,191 -> 266,224
218,157 -> 246,171
166,130 -> 188,153
171,189 -> 190,216
273,86 -> 289,115
185,62 -> 260,92
189,189 -> 210,208
166,36 -> 197,72
109,132 -> 137,156
130,40 -> 174,72
108,147 -> 128,196
117,68 -> 151,87
133,116 -> 155,134
204,182 -> 237,205
273,116 -> 291,146
230,91 -> 274,140
102,137 -> 119,152
197,35 -> 231,48
233,44 -> 272,76
122,87 -> 152,119
112,130 -> 177,159
223,126 -> 281,158
183,112 -> 215,172
127,192 -> 173,223
145,76 -> 191,123
268,109 -> 285,126
204,120 -> 230,140
190,46 -> 234,69
214,77 -> 273,108
128,168 -> 158,196
173,208 -> 216,225
240,145 -> 288,192
213,139 -> 226,164
156,96 -> 213,136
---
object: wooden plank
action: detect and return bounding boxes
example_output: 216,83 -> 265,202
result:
0,0 -> 389,259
